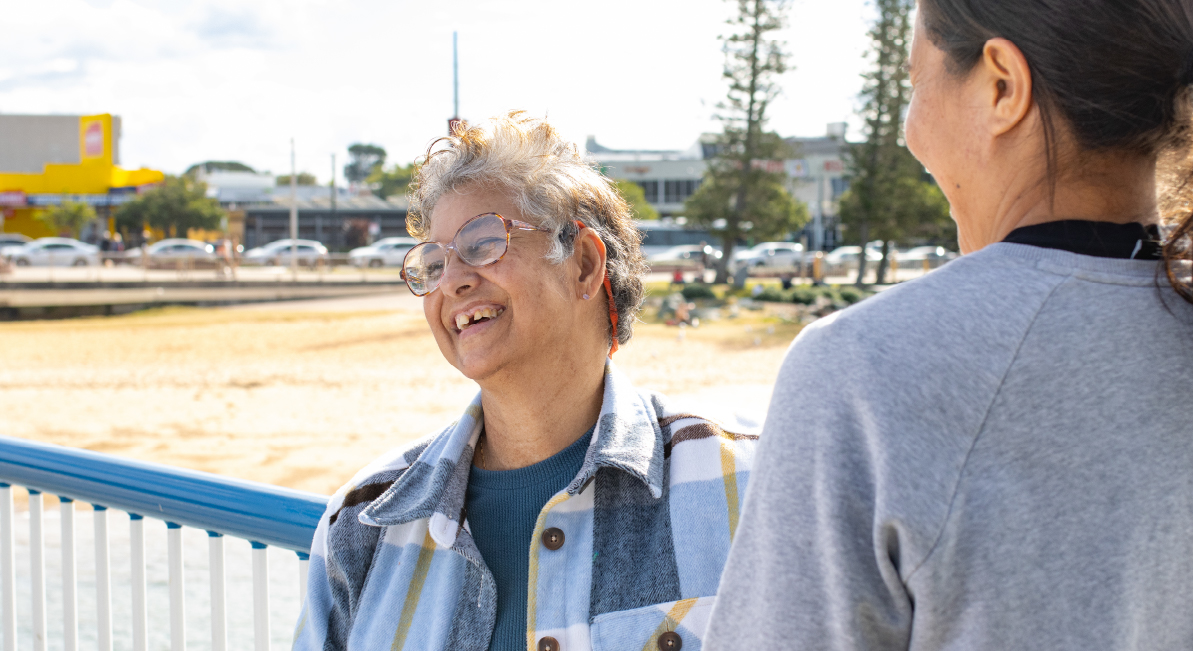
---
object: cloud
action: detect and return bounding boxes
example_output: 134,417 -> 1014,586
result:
191,6 -> 276,49
0,58 -> 86,92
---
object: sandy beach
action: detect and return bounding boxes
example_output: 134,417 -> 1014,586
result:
1,293 -> 798,495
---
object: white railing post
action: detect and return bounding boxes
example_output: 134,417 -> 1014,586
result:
29,490 -> 46,651
251,542 -> 270,651
167,522 -> 185,651
60,497 -> 78,651
0,484 -> 15,651
129,514 -> 147,651
297,552 -> 310,607
93,505 -> 112,651
208,532 -> 227,651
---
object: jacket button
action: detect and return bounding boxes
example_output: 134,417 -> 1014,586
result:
538,636 -> 560,651
657,631 -> 682,650
542,527 -> 565,550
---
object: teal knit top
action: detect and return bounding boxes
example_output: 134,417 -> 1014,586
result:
466,428 -> 594,651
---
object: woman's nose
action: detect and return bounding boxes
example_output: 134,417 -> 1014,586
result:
438,250 -> 478,296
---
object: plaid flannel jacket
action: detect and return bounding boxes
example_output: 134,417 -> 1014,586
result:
293,364 -> 757,651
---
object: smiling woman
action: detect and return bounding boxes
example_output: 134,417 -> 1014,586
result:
292,112 -> 758,651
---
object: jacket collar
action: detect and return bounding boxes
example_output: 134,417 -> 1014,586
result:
358,362 -> 664,548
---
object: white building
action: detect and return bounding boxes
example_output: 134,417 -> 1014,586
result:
586,124 -> 851,251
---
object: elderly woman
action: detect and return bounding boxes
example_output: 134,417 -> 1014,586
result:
294,113 -> 755,651
707,1 -> 1193,649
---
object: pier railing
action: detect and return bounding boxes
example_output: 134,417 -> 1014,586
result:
0,435 -> 327,651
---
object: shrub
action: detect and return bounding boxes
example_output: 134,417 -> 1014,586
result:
755,287 -> 790,302
790,287 -> 817,305
681,284 -> 718,301
837,286 -> 865,305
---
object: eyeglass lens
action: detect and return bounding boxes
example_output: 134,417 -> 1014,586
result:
403,213 -> 510,296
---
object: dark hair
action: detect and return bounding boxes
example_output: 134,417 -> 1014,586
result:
919,0 -> 1193,304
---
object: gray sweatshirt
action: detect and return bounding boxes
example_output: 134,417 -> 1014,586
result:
705,243 -> 1193,651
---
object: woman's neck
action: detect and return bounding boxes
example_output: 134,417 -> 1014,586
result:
961,151 -> 1159,253
476,358 -> 606,471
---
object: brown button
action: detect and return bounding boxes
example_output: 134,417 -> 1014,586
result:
657,631 -> 682,650
537,636 -> 560,651
542,527 -> 565,550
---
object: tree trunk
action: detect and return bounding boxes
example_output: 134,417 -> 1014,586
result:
875,240 -> 890,284
718,235 -> 736,284
854,221 -> 870,286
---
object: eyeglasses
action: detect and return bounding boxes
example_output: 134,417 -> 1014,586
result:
402,212 -> 551,296
404,213 -> 621,356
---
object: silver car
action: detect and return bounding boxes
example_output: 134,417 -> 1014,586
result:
125,239 -> 219,268
348,237 -> 418,268
243,239 -> 330,267
4,238 -> 100,267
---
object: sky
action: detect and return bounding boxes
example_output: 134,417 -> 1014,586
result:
2,0 -> 876,182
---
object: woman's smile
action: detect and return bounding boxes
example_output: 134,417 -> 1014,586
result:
451,303 -> 508,338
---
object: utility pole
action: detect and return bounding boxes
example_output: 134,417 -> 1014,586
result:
290,138 -> 298,277
449,31 -> 461,135
330,153 -> 337,245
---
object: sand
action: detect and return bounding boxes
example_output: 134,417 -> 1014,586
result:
0,297 -> 799,496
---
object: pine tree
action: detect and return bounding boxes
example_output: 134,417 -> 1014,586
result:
841,0 -> 950,285
686,0 -> 806,283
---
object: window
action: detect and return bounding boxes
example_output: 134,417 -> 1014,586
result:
635,181 -> 659,204
831,178 -> 850,199
664,179 -> 701,204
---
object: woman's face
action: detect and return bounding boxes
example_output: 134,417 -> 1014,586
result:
422,186 -> 588,383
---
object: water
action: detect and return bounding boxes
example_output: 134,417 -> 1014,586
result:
7,507 -> 303,651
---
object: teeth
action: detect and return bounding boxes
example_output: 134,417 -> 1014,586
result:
454,307 -> 504,331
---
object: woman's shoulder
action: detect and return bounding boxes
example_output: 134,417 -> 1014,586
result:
322,428 -> 447,525
646,392 -> 760,469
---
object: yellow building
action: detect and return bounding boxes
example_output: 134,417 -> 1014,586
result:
0,114 -> 165,238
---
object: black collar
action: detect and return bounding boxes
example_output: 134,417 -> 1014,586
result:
1003,220 -> 1163,260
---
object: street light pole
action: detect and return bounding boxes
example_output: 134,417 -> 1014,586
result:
290,138 -> 298,278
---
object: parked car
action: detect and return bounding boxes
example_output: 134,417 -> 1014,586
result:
124,239 -> 220,268
647,244 -> 722,271
242,239 -> 330,267
896,245 -> 958,267
348,237 -> 419,268
822,245 -> 883,276
4,237 -> 100,267
732,241 -> 805,273
0,234 -> 31,249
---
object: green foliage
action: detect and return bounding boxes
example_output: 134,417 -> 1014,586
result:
344,144 -> 387,185
752,283 -> 872,307
367,162 -> 417,200
277,172 -> 318,186
790,286 -> 817,305
39,201 -> 96,238
614,180 -> 659,221
837,286 -> 864,304
689,0 -> 805,282
681,284 -> 719,300
114,176 -> 225,236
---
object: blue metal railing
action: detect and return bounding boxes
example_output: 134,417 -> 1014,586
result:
0,434 -> 329,651
0,435 -> 326,551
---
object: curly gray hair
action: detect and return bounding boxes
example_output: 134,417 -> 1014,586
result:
407,111 -> 647,346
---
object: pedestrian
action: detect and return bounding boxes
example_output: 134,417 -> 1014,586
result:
295,113 -> 756,651
706,1 -> 1193,649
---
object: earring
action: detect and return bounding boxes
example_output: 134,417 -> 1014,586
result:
583,294 -> 590,300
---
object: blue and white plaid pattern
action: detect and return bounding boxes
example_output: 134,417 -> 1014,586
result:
293,363 -> 757,651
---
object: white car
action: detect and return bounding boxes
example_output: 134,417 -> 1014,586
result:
5,238 -> 100,267
124,239 -> 219,268
648,245 -> 722,271
733,242 -> 805,272
348,237 -> 419,268
897,245 -> 958,266
243,239 -> 330,267
823,245 -> 884,275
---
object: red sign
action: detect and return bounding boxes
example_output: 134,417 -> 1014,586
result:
824,160 -> 844,173
0,191 -> 26,207
84,121 -> 105,157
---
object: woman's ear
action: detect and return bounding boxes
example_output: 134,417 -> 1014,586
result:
574,228 -> 608,300
980,38 -> 1034,137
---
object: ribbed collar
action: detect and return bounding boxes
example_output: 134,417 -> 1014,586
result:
357,362 -> 664,548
